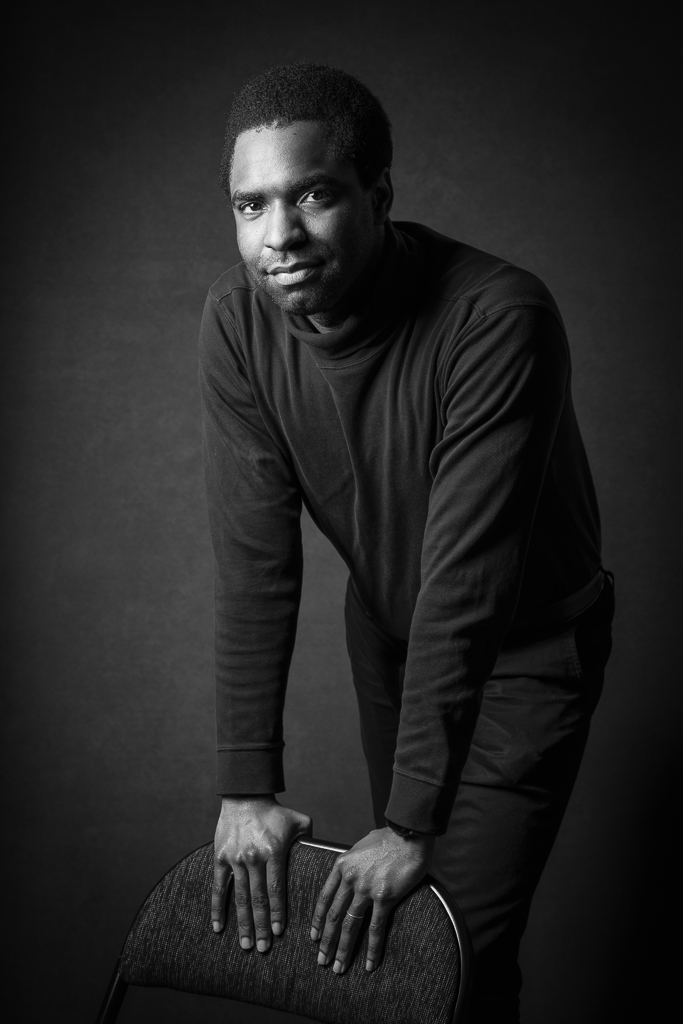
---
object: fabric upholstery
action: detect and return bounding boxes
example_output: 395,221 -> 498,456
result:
120,840 -> 461,1024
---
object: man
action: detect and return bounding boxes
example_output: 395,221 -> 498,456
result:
200,63 -> 614,1023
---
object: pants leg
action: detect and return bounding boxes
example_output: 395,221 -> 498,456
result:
344,575 -> 614,1024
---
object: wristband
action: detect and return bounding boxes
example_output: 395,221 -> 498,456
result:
385,817 -> 424,838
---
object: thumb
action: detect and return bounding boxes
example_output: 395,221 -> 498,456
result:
297,812 -> 313,837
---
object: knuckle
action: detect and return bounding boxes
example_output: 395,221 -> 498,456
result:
234,890 -> 251,909
251,891 -> 270,910
243,845 -> 260,866
267,877 -> 284,897
368,918 -> 385,933
263,836 -> 282,858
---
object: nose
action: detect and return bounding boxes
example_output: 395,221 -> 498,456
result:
263,202 -> 306,251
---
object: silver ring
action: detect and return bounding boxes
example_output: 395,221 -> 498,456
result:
346,911 -> 365,919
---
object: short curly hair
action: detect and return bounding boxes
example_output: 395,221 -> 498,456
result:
220,62 -> 393,192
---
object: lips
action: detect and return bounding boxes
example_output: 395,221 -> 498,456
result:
267,262 -> 321,286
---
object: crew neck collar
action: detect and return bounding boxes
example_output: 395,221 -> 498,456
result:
281,220 -> 419,364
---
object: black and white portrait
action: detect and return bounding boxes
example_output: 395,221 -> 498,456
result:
4,3 -> 680,1022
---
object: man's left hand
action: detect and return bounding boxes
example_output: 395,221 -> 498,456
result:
311,827 -> 435,974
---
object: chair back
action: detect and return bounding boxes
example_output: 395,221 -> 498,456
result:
114,838 -> 471,1024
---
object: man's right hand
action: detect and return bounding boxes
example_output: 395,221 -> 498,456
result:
212,795 -> 312,951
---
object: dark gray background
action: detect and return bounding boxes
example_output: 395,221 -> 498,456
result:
3,1 -> 681,1020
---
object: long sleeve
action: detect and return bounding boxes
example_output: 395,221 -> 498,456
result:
385,304 -> 570,833
199,293 -> 303,795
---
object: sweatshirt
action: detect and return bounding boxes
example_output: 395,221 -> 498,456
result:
199,220 -> 602,834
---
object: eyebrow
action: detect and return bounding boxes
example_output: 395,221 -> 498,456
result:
231,173 -> 341,207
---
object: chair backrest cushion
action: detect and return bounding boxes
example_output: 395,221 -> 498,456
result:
120,841 -> 460,1024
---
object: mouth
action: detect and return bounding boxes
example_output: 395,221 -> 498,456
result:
267,262 -> 321,286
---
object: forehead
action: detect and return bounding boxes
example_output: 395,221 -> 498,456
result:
230,121 -> 354,195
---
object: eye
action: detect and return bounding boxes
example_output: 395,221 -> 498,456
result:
301,189 -> 332,205
239,201 -> 264,215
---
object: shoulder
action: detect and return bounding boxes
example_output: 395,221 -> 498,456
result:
200,259 -> 282,365
206,260 -> 257,321
394,221 -> 564,329
199,262 -> 257,375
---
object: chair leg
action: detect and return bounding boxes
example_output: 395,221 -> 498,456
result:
95,962 -> 128,1024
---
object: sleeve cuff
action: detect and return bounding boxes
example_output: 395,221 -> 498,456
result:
384,770 -> 456,835
216,746 -> 285,795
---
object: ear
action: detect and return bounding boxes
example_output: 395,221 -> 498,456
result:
371,168 -> 394,224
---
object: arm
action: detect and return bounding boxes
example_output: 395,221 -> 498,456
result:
388,303 -> 570,832
313,302 -> 570,971
200,294 -> 310,948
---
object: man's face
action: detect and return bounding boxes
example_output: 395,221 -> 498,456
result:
230,121 -> 388,318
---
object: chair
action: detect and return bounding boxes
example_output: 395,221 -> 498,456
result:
96,837 -> 472,1024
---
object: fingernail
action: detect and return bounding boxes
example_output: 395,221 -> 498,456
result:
212,921 -> 222,933
366,958 -> 373,971
257,939 -> 269,953
317,951 -> 328,965
240,936 -> 252,949
310,927 -> 319,941
272,922 -> 282,936
333,960 -> 343,974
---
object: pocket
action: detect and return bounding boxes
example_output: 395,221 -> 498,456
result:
565,628 -> 584,680
494,625 -> 583,681
573,571 -> 615,676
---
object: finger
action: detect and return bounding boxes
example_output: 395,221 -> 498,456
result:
311,863 -> 342,941
317,884 -> 353,966
332,903 -> 369,975
365,904 -> 390,972
232,863 -> 255,950
266,850 -> 287,937
245,854 -> 272,953
211,858 -> 232,933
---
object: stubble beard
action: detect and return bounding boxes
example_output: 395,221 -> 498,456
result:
244,228 -> 381,319
247,262 -> 345,317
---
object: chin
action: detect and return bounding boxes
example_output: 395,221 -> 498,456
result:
259,277 -> 339,317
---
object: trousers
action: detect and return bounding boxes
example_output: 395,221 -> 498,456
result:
344,573 -> 614,1024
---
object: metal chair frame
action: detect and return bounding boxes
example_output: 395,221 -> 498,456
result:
96,837 -> 473,1024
